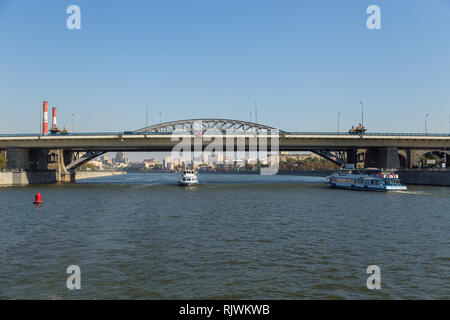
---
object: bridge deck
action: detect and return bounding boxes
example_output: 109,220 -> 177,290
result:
1,131 -> 450,137
1,132 -> 449,151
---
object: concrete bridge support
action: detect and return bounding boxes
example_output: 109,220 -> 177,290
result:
347,149 -> 358,166
363,147 -> 400,169
379,147 -> 400,169
47,149 -> 74,183
5,148 -> 74,183
346,148 -> 366,168
29,149 -> 50,170
6,148 -> 31,170
399,149 -> 450,168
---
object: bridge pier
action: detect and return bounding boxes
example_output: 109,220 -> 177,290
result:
5,148 -> 74,183
346,148 -> 366,168
29,149 -> 50,170
347,149 -> 358,166
399,148 -> 450,168
6,148 -> 31,170
409,149 -> 429,168
47,149 -> 75,183
363,147 -> 400,169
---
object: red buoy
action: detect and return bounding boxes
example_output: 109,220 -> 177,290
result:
33,193 -> 43,205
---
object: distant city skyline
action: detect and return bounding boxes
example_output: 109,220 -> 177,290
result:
1,0 -> 450,137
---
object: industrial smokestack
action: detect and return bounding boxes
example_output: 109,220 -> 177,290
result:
43,101 -> 48,134
52,107 -> 57,127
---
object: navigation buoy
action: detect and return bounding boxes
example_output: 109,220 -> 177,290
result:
33,193 -> 43,205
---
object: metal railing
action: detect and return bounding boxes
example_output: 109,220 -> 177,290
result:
1,168 -> 25,172
286,132 -> 450,137
1,131 -> 450,138
399,167 -> 450,172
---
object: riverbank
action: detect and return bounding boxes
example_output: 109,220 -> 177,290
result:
75,171 -> 127,180
277,170 -> 332,177
398,169 -> 450,186
0,171 -> 60,186
0,170 -> 126,185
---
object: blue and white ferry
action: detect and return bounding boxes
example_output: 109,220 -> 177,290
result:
326,169 -> 407,192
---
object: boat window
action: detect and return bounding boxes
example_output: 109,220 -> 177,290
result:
384,179 -> 401,186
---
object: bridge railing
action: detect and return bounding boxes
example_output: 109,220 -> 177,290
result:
0,168 -> 26,172
1,132 -> 450,137
286,132 -> 450,136
399,167 -> 450,172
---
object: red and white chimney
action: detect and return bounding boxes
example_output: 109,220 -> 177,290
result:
52,107 -> 57,128
43,101 -> 48,134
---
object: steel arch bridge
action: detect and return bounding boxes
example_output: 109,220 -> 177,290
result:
66,119 -> 346,169
135,119 -> 345,166
136,118 -> 284,134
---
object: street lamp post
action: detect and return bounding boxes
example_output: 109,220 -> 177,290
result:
146,107 -> 149,136
360,101 -> 364,128
425,113 -> 429,134
71,113 -> 75,134
337,112 -> 341,134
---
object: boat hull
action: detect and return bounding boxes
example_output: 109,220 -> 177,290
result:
178,180 -> 199,186
328,182 -> 407,192
326,169 -> 408,192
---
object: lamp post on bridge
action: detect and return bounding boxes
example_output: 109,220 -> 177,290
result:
360,101 -> 364,128
71,113 -> 75,134
425,113 -> 429,135
146,107 -> 149,136
337,112 -> 341,134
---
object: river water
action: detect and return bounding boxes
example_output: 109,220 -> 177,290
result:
0,173 -> 449,299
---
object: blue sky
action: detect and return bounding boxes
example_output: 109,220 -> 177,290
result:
1,0 -> 450,135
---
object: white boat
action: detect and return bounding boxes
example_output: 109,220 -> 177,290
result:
179,170 -> 199,186
326,169 -> 407,192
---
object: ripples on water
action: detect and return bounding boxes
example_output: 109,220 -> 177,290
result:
0,173 -> 449,299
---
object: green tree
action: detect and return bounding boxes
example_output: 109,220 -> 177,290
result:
0,154 -> 6,169
78,162 -> 97,171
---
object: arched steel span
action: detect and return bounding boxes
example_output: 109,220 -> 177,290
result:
136,119 -> 285,134
311,150 -> 346,167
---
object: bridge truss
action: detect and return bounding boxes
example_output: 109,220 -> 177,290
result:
64,119 -> 356,170
311,150 -> 347,167
136,119 -> 283,134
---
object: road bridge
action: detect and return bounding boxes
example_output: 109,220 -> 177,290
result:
1,119 -> 449,182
